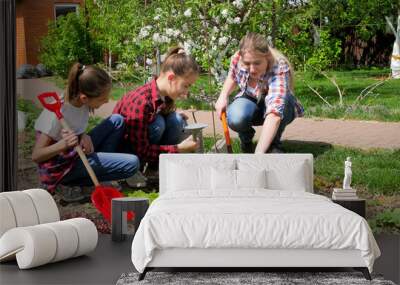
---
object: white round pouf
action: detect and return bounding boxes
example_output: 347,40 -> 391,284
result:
0,192 -> 39,227
0,196 -> 17,237
23,189 -> 60,223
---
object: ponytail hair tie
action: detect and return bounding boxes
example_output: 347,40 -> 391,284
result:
81,65 -> 86,71
177,49 -> 186,55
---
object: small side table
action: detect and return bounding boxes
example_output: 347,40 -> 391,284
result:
111,197 -> 149,242
332,198 -> 366,218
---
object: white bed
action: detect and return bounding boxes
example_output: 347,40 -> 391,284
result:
131,154 -> 380,280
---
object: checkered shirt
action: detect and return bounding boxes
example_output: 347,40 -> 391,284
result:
229,51 -> 304,119
113,78 -> 178,164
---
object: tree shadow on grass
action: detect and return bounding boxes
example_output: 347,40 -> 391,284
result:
282,140 -> 333,159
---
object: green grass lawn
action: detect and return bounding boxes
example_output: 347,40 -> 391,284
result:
295,69 -> 400,122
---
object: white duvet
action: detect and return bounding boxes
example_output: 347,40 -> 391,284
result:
131,190 -> 380,273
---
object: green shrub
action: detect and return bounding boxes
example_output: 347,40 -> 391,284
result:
39,12 -> 101,78
17,99 -> 41,156
369,208 -> 400,234
306,30 -> 341,71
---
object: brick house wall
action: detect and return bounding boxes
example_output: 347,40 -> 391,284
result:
16,0 -> 83,68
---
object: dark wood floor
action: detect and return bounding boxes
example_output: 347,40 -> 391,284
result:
1,234 -> 398,285
0,234 -> 134,285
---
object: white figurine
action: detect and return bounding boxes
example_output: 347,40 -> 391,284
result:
343,157 -> 352,190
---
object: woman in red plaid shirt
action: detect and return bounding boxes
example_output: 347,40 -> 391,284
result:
113,47 -> 199,166
215,33 -> 304,153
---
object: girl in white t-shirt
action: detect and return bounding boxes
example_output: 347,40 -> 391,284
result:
32,63 -> 139,203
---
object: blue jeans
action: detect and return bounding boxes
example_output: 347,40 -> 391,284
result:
148,112 -> 187,145
60,114 -> 140,186
227,95 -> 295,149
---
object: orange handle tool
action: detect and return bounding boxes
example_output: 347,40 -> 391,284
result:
221,111 -> 233,153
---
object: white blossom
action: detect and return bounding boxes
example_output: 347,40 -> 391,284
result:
161,35 -> 170,43
116,63 -> 127,70
139,25 -> 152,39
232,0 -> 243,9
155,8 -> 163,14
267,35 -> 273,46
166,28 -> 174,36
154,15 -> 161,21
221,9 -> 229,18
213,26 -> 219,33
218,36 -> 228,46
146,58 -> 153,66
183,42 -> 192,54
233,17 -> 241,24
139,29 -> 149,39
182,23 -> 189,32
173,29 -> 181,37
184,8 -> 192,17
152,33 -> 161,43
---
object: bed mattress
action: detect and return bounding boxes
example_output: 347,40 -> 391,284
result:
131,190 -> 380,273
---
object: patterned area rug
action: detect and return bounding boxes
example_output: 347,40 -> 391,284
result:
116,271 -> 395,285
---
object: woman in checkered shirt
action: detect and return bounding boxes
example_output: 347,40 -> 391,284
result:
113,47 -> 200,167
215,33 -> 304,153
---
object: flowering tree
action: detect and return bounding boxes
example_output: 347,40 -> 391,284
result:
135,1 -> 265,84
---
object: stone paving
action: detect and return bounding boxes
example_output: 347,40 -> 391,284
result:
18,78 -> 400,150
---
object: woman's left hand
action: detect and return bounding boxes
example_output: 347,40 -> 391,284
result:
178,111 -> 189,121
80,134 -> 94,154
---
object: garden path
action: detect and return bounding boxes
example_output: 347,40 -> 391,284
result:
19,78 -> 400,150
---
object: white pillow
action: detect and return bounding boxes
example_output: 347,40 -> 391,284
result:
211,168 -> 236,190
167,160 -> 236,192
236,169 -> 267,189
266,161 -> 307,191
211,168 -> 267,191
237,159 -> 308,191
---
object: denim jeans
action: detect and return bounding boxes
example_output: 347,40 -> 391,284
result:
227,95 -> 295,149
148,112 -> 187,145
60,114 -> 140,186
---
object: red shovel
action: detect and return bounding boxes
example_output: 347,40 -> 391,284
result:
221,111 -> 233,153
37,92 -> 133,222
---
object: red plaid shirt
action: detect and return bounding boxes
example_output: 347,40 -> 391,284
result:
36,132 -> 78,193
113,78 -> 178,163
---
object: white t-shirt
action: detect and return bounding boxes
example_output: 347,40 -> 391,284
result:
34,101 -> 89,141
